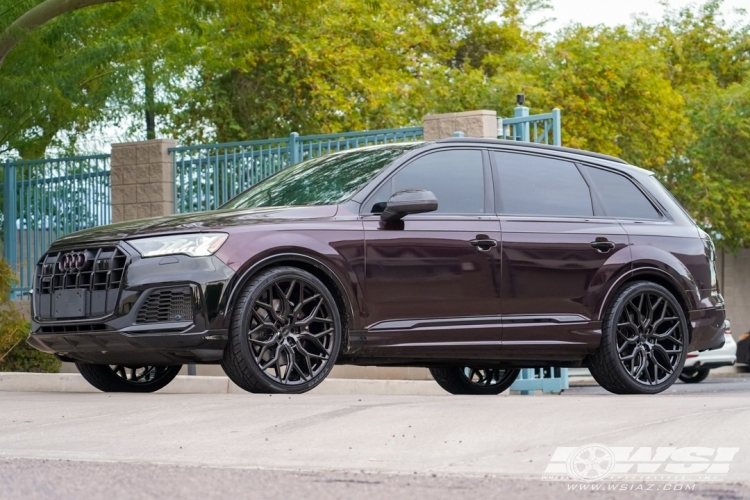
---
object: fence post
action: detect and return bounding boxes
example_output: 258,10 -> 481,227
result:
288,132 -> 300,165
3,160 -> 17,275
514,102 -> 530,142
110,139 -> 176,222
552,108 -> 562,146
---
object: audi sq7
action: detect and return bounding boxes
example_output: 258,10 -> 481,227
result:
27,138 -> 726,395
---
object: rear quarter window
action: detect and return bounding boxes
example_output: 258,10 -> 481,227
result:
583,166 -> 661,220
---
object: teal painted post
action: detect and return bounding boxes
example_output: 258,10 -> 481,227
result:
3,160 -> 17,298
453,131 -> 465,137
552,108 -> 562,146
289,132 -> 300,165
514,104 -> 530,142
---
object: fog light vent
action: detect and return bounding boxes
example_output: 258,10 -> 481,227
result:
136,288 -> 194,324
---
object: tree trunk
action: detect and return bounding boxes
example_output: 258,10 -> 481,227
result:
0,0 -> 122,69
144,58 -> 156,140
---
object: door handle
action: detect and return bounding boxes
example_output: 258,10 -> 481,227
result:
470,238 -> 498,251
590,239 -> 616,253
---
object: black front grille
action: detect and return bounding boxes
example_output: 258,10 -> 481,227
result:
136,288 -> 194,324
39,324 -> 108,334
34,247 -> 128,320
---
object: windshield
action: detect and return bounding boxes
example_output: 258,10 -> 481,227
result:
222,144 -> 421,209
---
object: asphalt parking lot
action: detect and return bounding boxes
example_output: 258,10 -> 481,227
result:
2,372 -> 750,499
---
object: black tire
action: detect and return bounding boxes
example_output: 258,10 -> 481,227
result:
221,266 -> 342,394
679,367 -> 710,383
76,363 -> 181,393
588,281 -> 688,395
430,366 -> 520,395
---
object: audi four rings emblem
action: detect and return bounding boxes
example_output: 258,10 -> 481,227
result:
58,251 -> 87,273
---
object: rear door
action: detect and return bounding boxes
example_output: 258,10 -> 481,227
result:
491,151 -> 630,358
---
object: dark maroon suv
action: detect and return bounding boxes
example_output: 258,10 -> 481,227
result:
27,138 -> 726,395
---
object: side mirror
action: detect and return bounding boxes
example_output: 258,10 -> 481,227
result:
380,190 -> 438,221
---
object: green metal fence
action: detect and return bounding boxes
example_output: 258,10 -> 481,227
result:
170,127 -> 424,213
499,106 -> 562,145
1,155 -> 111,297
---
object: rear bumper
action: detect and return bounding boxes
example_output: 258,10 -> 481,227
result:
688,306 -> 726,352
684,334 -> 737,369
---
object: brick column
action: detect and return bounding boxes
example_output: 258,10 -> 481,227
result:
422,110 -> 498,140
110,139 -> 176,223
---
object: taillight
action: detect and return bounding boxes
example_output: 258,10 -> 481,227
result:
686,353 -> 698,358
702,236 -> 719,289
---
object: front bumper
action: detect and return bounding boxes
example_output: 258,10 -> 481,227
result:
29,245 -> 235,365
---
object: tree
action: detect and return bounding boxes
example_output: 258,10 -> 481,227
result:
0,0 -> 122,69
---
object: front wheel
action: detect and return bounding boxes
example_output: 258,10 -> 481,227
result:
588,281 -> 688,395
679,368 -> 710,383
430,366 -> 520,395
76,363 -> 181,392
221,267 -> 342,394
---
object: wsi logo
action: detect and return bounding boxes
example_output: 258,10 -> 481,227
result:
543,444 -> 739,482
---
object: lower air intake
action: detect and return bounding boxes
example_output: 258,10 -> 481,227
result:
136,288 -> 194,324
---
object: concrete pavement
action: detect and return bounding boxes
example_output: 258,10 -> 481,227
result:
2,389 -> 750,480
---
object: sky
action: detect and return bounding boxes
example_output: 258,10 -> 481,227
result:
530,0 -> 747,32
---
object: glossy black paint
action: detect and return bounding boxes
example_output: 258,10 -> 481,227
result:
28,138 -> 726,368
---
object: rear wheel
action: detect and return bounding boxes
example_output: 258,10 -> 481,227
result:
221,267 -> 342,394
430,366 -> 519,395
679,367 -> 710,383
588,281 -> 688,394
76,363 -> 181,392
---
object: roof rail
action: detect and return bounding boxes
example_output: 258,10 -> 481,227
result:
435,137 -> 629,165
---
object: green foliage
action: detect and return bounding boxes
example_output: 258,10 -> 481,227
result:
1,0 -> 749,247
0,341 -> 61,373
0,257 -> 59,372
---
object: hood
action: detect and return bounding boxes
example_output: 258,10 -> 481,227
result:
51,205 -> 338,249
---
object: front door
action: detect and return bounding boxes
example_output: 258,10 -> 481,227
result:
361,148 -> 503,359
491,151 -> 631,359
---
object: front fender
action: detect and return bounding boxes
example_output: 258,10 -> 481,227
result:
216,229 -> 365,331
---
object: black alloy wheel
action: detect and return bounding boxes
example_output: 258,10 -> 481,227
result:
222,266 -> 341,394
679,367 -> 711,383
76,363 -> 181,392
430,366 -> 520,395
589,281 -> 688,394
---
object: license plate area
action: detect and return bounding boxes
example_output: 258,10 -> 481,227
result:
53,289 -> 88,318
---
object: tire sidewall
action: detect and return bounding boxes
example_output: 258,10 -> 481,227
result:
233,267 -> 342,394
604,282 -> 688,394
77,363 -> 181,393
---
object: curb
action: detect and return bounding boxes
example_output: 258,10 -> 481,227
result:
0,373 -> 450,396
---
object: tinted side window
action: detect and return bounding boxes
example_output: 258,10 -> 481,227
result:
368,150 -> 485,214
493,152 -> 593,217
583,166 -> 660,219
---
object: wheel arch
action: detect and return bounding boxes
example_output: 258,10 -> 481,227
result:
221,253 -> 356,340
598,267 -> 693,326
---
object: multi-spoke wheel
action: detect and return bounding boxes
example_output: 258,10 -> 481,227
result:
76,363 -> 181,392
588,281 -> 688,394
221,266 -> 341,394
430,366 -> 520,395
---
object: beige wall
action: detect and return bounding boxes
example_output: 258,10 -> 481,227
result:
717,248 -> 750,338
111,139 -> 176,222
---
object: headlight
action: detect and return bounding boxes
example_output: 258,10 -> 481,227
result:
129,233 -> 228,258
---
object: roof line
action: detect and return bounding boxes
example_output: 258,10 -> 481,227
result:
435,138 -> 628,164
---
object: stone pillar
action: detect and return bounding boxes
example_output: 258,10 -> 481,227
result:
110,139 -> 176,223
422,110 -> 498,140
